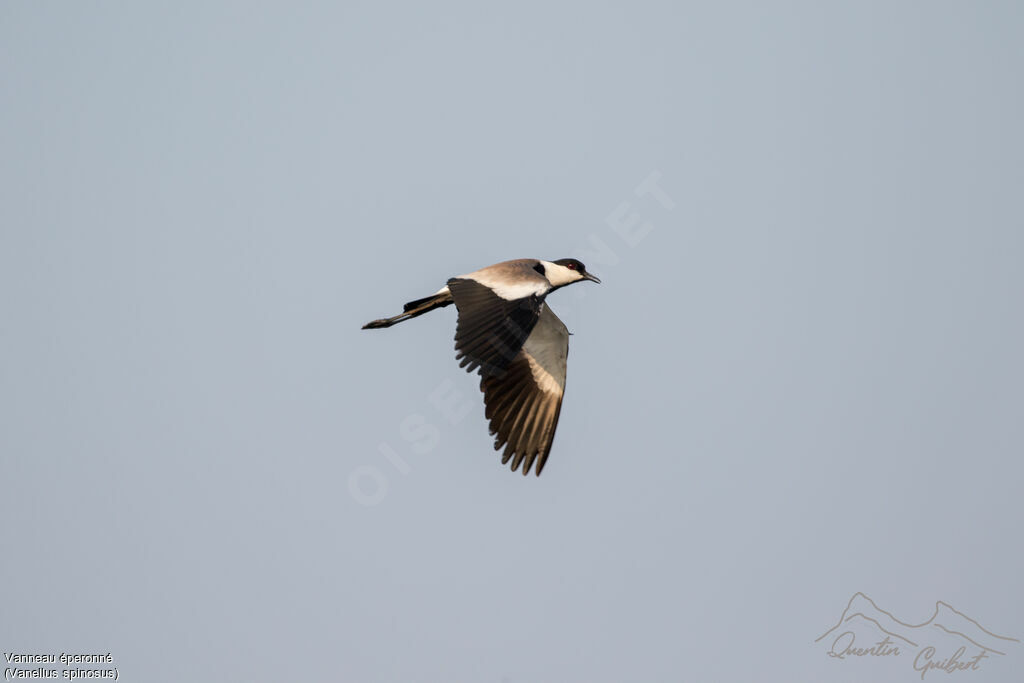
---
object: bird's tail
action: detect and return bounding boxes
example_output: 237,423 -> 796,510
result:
361,290 -> 454,329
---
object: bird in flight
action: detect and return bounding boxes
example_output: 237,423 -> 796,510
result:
362,258 -> 601,476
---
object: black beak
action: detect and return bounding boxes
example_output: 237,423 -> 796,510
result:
583,272 -> 601,284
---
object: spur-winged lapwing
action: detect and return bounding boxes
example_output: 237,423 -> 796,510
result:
362,258 -> 600,476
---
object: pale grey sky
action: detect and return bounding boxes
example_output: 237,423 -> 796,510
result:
2,2 -> 1022,682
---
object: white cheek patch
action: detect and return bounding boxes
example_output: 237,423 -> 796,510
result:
539,261 -> 580,287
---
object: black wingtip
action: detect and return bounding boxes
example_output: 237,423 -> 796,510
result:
362,319 -> 391,329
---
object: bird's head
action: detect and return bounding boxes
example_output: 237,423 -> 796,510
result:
547,258 -> 601,287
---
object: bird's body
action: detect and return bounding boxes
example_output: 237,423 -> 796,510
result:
362,258 -> 600,476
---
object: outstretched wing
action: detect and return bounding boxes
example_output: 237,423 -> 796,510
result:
448,277 -> 543,377
479,304 -> 569,476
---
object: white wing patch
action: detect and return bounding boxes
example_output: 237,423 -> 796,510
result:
458,265 -> 551,301
522,305 -> 569,394
477,303 -> 572,476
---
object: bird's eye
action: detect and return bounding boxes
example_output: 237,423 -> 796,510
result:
567,263 -> 576,270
